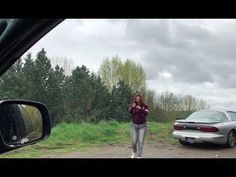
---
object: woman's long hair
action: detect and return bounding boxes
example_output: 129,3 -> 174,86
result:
131,94 -> 145,107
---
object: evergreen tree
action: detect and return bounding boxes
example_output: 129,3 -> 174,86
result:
63,65 -> 94,122
47,65 -> 65,125
89,74 -> 110,122
108,80 -> 133,121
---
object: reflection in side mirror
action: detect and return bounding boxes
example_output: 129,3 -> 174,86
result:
0,104 -> 43,146
0,100 -> 51,150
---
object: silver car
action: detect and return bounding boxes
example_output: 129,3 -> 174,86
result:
172,109 -> 236,148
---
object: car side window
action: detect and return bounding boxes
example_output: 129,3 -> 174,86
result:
228,112 -> 236,121
216,112 -> 227,122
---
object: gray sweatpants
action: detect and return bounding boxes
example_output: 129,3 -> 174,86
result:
130,123 -> 147,157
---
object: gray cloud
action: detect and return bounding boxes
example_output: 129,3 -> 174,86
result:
126,20 -> 172,46
124,19 -> 236,89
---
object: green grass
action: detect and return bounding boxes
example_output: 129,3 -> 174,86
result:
0,121 -> 177,158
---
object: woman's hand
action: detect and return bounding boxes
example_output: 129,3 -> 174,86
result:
136,105 -> 141,109
132,103 -> 136,108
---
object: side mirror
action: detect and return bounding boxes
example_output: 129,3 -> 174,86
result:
0,100 -> 51,153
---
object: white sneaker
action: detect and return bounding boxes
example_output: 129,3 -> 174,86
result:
131,152 -> 136,158
136,156 -> 142,159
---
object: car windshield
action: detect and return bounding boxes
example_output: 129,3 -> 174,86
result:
186,111 -> 226,122
3,19 -> 236,157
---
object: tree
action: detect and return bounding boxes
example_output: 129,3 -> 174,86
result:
121,59 -> 146,94
157,91 -> 182,112
181,95 -> 207,111
28,49 -> 54,103
63,65 -> 94,122
88,74 -> 111,122
50,56 -> 75,76
47,65 -> 65,125
98,56 -> 122,92
26,48 -> 65,125
198,99 -> 207,110
98,56 -> 146,94
21,53 -> 35,99
0,47 -> 210,124
155,91 -> 208,122
0,58 -> 26,100
108,80 -> 133,121
145,89 -> 159,121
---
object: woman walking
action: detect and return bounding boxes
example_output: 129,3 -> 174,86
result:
128,94 -> 149,158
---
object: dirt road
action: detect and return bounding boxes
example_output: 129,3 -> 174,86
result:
43,143 -> 236,158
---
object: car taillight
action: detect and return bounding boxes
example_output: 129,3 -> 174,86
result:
174,125 -> 184,130
199,126 -> 219,132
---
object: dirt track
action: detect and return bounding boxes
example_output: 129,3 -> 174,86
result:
43,143 -> 236,158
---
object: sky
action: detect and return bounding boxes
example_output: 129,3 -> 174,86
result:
23,19 -> 236,110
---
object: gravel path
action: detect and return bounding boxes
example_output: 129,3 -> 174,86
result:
42,142 -> 236,158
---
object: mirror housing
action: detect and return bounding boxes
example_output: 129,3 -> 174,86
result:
0,100 -> 51,154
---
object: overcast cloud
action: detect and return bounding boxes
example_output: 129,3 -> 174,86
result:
24,19 -> 236,110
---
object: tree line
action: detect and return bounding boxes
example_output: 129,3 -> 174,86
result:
0,49 -> 208,126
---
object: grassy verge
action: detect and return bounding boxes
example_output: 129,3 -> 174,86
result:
0,121 -> 177,158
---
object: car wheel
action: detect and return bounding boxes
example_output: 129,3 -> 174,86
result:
226,130 -> 236,148
179,139 -> 190,146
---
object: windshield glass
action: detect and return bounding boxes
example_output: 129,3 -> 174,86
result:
186,111 -> 227,122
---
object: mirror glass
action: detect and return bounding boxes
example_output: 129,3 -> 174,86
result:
0,103 -> 43,146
